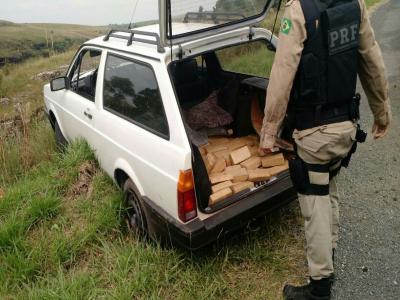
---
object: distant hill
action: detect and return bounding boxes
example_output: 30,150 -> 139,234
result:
0,21 -> 108,66
0,19 -> 17,26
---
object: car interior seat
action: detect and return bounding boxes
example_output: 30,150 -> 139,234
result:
172,59 -> 208,110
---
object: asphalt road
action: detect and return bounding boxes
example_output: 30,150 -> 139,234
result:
333,0 -> 400,299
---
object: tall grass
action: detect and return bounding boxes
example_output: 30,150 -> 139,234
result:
0,50 -> 76,119
0,120 -> 56,186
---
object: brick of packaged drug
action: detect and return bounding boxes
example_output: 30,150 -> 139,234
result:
268,162 -> 289,177
206,153 -> 217,167
261,153 -> 285,168
210,173 -> 234,184
230,146 -> 251,165
228,138 -> 249,151
232,168 -> 249,183
232,181 -> 255,194
225,157 -> 233,167
211,181 -> 233,193
209,188 -> 233,206
240,156 -> 261,170
249,146 -> 260,157
225,165 -> 243,174
201,153 -> 212,173
243,136 -> 257,147
199,146 -> 207,156
210,158 -> 226,174
214,149 -> 230,160
225,165 -> 248,182
248,168 -> 271,182
205,144 -> 228,154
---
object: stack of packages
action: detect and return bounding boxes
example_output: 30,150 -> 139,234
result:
199,136 -> 289,206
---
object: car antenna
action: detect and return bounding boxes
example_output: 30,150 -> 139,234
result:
128,0 -> 140,30
268,0 -> 283,51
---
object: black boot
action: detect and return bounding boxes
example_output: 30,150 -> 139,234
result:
283,277 -> 332,300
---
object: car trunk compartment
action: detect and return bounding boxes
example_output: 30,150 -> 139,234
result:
170,50 -> 293,213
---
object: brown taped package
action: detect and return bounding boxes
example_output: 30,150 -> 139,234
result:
240,156 -> 261,170
209,188 -> 233,206
230,146 -> 251,165
232,181 -> 254,194
209,173 -> 234,184
261,153 -> 285,168
211,181 -> 233,193
248,168 -> 271,182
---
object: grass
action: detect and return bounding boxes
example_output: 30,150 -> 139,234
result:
0,50 -> 76,119
0,140 -> 306,299
218,41 -> 275,78
0,120 -> 57,186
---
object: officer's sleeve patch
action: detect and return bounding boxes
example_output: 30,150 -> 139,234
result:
280,18 -> 293,35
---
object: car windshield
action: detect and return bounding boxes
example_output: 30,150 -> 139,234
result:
168,0 -> 270,38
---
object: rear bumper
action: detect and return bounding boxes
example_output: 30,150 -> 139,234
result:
142,174 -> 297,251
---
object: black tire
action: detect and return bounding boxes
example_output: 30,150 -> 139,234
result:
123,179 -> 147,235
55,121 -> 68,151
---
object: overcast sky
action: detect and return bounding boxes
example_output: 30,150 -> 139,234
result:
0,0 -> 218,26
0,0 -> 158,26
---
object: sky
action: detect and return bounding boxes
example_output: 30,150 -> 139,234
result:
0,0 -> 218,26
0,0 -> 158,26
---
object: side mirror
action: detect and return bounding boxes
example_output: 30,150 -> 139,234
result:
50,76 -> 68,92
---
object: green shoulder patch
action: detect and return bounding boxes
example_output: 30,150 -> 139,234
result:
281,18 -> 293,35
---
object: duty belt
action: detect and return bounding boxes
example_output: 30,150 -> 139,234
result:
291,95 -> 361,131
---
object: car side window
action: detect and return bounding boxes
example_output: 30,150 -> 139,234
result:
69,49 -> 102,102
103,54 -> 169,138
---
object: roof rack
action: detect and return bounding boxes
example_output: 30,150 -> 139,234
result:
103,29 -> 165,53
183,12 -> 245,24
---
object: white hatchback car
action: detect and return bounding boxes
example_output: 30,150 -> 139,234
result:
44,0 -> 296,250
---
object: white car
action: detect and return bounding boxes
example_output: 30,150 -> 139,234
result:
44,0 -> 296,250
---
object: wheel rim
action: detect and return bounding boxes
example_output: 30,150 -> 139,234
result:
126,190 -> 144,231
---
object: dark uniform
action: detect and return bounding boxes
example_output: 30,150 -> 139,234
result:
259,0 -> 391,299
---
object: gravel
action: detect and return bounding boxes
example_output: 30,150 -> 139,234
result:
332,1 -> 400,299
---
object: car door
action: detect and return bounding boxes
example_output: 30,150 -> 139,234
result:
60,47 -> 103,143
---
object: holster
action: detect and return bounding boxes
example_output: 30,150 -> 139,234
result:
342,124 -> 367,168
289,158 -> 310,195
289,157 -> 338,196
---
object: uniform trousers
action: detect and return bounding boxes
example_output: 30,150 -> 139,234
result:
292,121 -> 357,280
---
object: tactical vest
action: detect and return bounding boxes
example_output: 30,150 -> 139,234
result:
289,0 -> 362,130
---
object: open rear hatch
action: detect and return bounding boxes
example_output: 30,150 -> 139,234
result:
159,0 -> 274,46
168,44 -> 294,213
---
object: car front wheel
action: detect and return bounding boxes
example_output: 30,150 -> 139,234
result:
54,121 -> 68,151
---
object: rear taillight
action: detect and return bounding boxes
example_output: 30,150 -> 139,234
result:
178,170 -> 197,223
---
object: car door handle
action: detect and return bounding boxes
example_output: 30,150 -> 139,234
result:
84,111 -> 93,120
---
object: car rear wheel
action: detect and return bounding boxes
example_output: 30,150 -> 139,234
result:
123,179 -> 147,234
54,121 -> 68,151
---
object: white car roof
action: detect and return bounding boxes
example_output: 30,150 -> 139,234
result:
84,23 -> 212,61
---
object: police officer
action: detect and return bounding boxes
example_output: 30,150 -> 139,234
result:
259,0 -> 391,298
